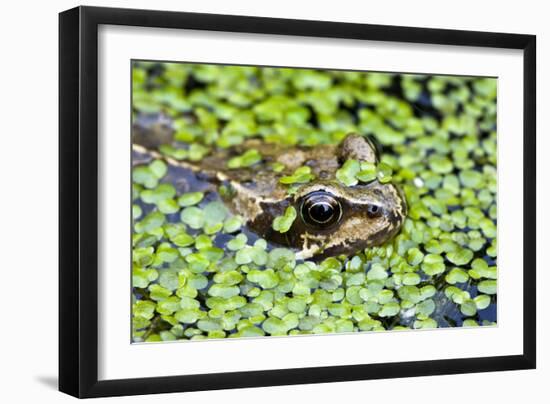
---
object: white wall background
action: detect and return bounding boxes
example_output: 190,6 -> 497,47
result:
0,0 -> 546,402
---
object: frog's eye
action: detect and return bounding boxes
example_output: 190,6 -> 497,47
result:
300,191 -> 342,228
366,203 -> 383,218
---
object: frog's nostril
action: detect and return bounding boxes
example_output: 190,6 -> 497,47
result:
367,204 -> 383,218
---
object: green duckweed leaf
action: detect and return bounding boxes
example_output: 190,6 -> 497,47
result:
197,318 -> 223,332
272,206 -> 297,233
227,233 -> 248,251
214,270 -> 244,285
377,162 -> 393,183
132,204 -> 142,219
157,296 -> 181,315
279,166 -> 315,185
133,246 -> 154,266
402,272 -> 421,286
149,160 -> 168,179
227,149 -> 262,169
397,285 -> 422,304
356,162 -> 377,182
474,294 -> 491,310
420,285 -> 436,300
133,266 -> 158,288
268,248 -> 296,270
185,253 -> 210,272
414,318 -> 437,329
247,269 -> 279,289
159,144 -> 188,160
379,302 -> 400,317
336,159 -> 360,186
459,169 -> 484,188
271,162 -> 286,172
429,156 -> 453,174
421,254 -> 446,276
149,284 -> 172,301
477,280 -> 497,295
187,144 -> 210,161
135,211 -> 165,234
203,201 -> 229,226
178,192 -> 204,207
367,263 -> 388,281
223,216 -> 243,233
446,248 -> 474,266
416,299 -> 435,316
171,232 -> 195,247
445,268 -> 469,284
208,284 -> 240,298
262,317 -> 290,336
141,183 -> 176,204
134,300 -> 156,320
406,248 -> 424,266
133,166 -> 158,189
180,207 -> 205,229
157,198 -> 179,214
460,299 -> 477,316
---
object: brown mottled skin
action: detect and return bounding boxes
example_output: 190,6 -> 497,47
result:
132,114 -> 407,259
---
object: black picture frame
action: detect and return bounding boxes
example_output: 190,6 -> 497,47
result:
59,5 -> 536,398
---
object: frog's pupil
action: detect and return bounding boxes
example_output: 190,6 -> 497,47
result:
309,202 -> 334,223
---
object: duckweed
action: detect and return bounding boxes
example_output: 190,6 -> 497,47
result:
336,160 -> 392,186
272,206 -> 297,233
131,61 -> 498,342
178,191 -> 204,207
279,166 -> 315,185
227,149 -> 262,169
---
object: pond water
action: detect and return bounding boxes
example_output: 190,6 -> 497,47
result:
131,62 -> 497,342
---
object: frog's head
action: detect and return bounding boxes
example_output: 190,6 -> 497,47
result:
248,133 -> 407,259
289,178 -> 406,259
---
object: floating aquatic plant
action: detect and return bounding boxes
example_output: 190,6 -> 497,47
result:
335,159 -> 393,186
227,149 -> 262,169
279,166 -> 315,185
131,62 -> 498,342
272,206 -> 297,233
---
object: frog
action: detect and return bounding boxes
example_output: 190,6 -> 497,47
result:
132,113 -> 407,260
